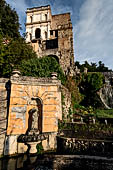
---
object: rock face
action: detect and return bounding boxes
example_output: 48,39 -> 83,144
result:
0,78 -> 10,156
99,72 -> 113,109
26,5 -> 74,75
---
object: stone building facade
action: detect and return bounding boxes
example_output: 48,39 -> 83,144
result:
26,5 -> 74,75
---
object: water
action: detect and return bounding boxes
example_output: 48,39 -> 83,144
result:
1,154 -> 113,170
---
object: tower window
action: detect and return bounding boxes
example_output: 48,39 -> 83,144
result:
50,30 -> 53,36
35,28 -> 41,39
45,31 -> 47,39
45,14 -> 47,21
55,30 -> 58,37
30,16 -> 33,23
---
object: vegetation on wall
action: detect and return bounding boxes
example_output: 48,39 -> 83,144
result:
19,56 -> 66,84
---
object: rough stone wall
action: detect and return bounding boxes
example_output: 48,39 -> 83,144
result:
0,78 -> 9,156
50,14 -> 74,74
61,85 -> 71,119
99,72 -> 113,109
51,13 -> 71,28
7,75 -> 62,135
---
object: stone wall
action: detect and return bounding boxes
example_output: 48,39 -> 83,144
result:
61,85 -> 71,119
57,136 -> 113,156
0,78 -> 9,156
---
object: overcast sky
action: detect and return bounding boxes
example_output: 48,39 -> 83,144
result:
6,0 -> 113,69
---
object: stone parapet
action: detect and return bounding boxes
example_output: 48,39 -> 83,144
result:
10,76 -> 61,85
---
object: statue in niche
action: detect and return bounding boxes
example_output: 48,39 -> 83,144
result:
28,107 -> 39,135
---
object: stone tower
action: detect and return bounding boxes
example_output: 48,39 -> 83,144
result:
26,5 -> 74,75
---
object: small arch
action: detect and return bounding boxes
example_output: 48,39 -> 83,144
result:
35,28 -> 41,39
29,33 -> 32,40
48,55 -> 59,64
45,14 -> 47,21
30,16 -> 33,23
45,31 -> 47,39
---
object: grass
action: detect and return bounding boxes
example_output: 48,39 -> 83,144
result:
95,109 -> 113,118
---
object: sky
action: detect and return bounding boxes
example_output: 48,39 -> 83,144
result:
6,0 -> 113,70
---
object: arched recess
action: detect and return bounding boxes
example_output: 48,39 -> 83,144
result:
35,28 -> 41,39
45,31 -> 47,39
48,55 -> 59,64
45,14 -> 47,21
28,97 -> 43,134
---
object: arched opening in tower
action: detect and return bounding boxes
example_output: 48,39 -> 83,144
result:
48,55 -> 59,64
35,28 -> 41,39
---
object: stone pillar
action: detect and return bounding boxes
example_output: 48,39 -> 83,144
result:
12,70 -> 21,77
51,72 -> 58,79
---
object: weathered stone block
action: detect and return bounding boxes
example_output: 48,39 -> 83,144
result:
17,143 -> 27,153
4,135 -> 18,155
43,105 -> 57,112
10,97 -> 27,105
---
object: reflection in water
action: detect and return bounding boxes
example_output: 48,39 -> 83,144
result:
1,154 -> 113,170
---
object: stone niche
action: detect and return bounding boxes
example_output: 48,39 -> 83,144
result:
5,73 -> 62,155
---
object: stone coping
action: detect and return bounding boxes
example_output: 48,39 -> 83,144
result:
10,76 -> 61,85
57,136 -> 113,143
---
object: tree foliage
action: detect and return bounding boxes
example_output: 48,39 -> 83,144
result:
0,36 -> 37,77
80,72 -> 104,108
75,61 -> 112,72
19,56 -> 66,84
0,0 -> 37,77
0,0 -> 20,38
81,72 -> 104,92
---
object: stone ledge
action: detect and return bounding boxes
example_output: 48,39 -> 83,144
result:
10,76 -> 61,85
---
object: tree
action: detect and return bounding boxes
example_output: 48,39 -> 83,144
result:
97,61 -> 110,72
80,72 -> 104,108
0,37 -> 37,77
0,0 -> 20,38
75,60 -> 112,72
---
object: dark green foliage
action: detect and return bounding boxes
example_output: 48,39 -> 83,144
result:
80,72 -> 104,108
75,61 -> 112,72
0,0 -> 20,38
81,72 -> 104,92
19,56 -> 66,84
0,36 -> 37,77
36,142 -> 43,154
0,0 -> 37,77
